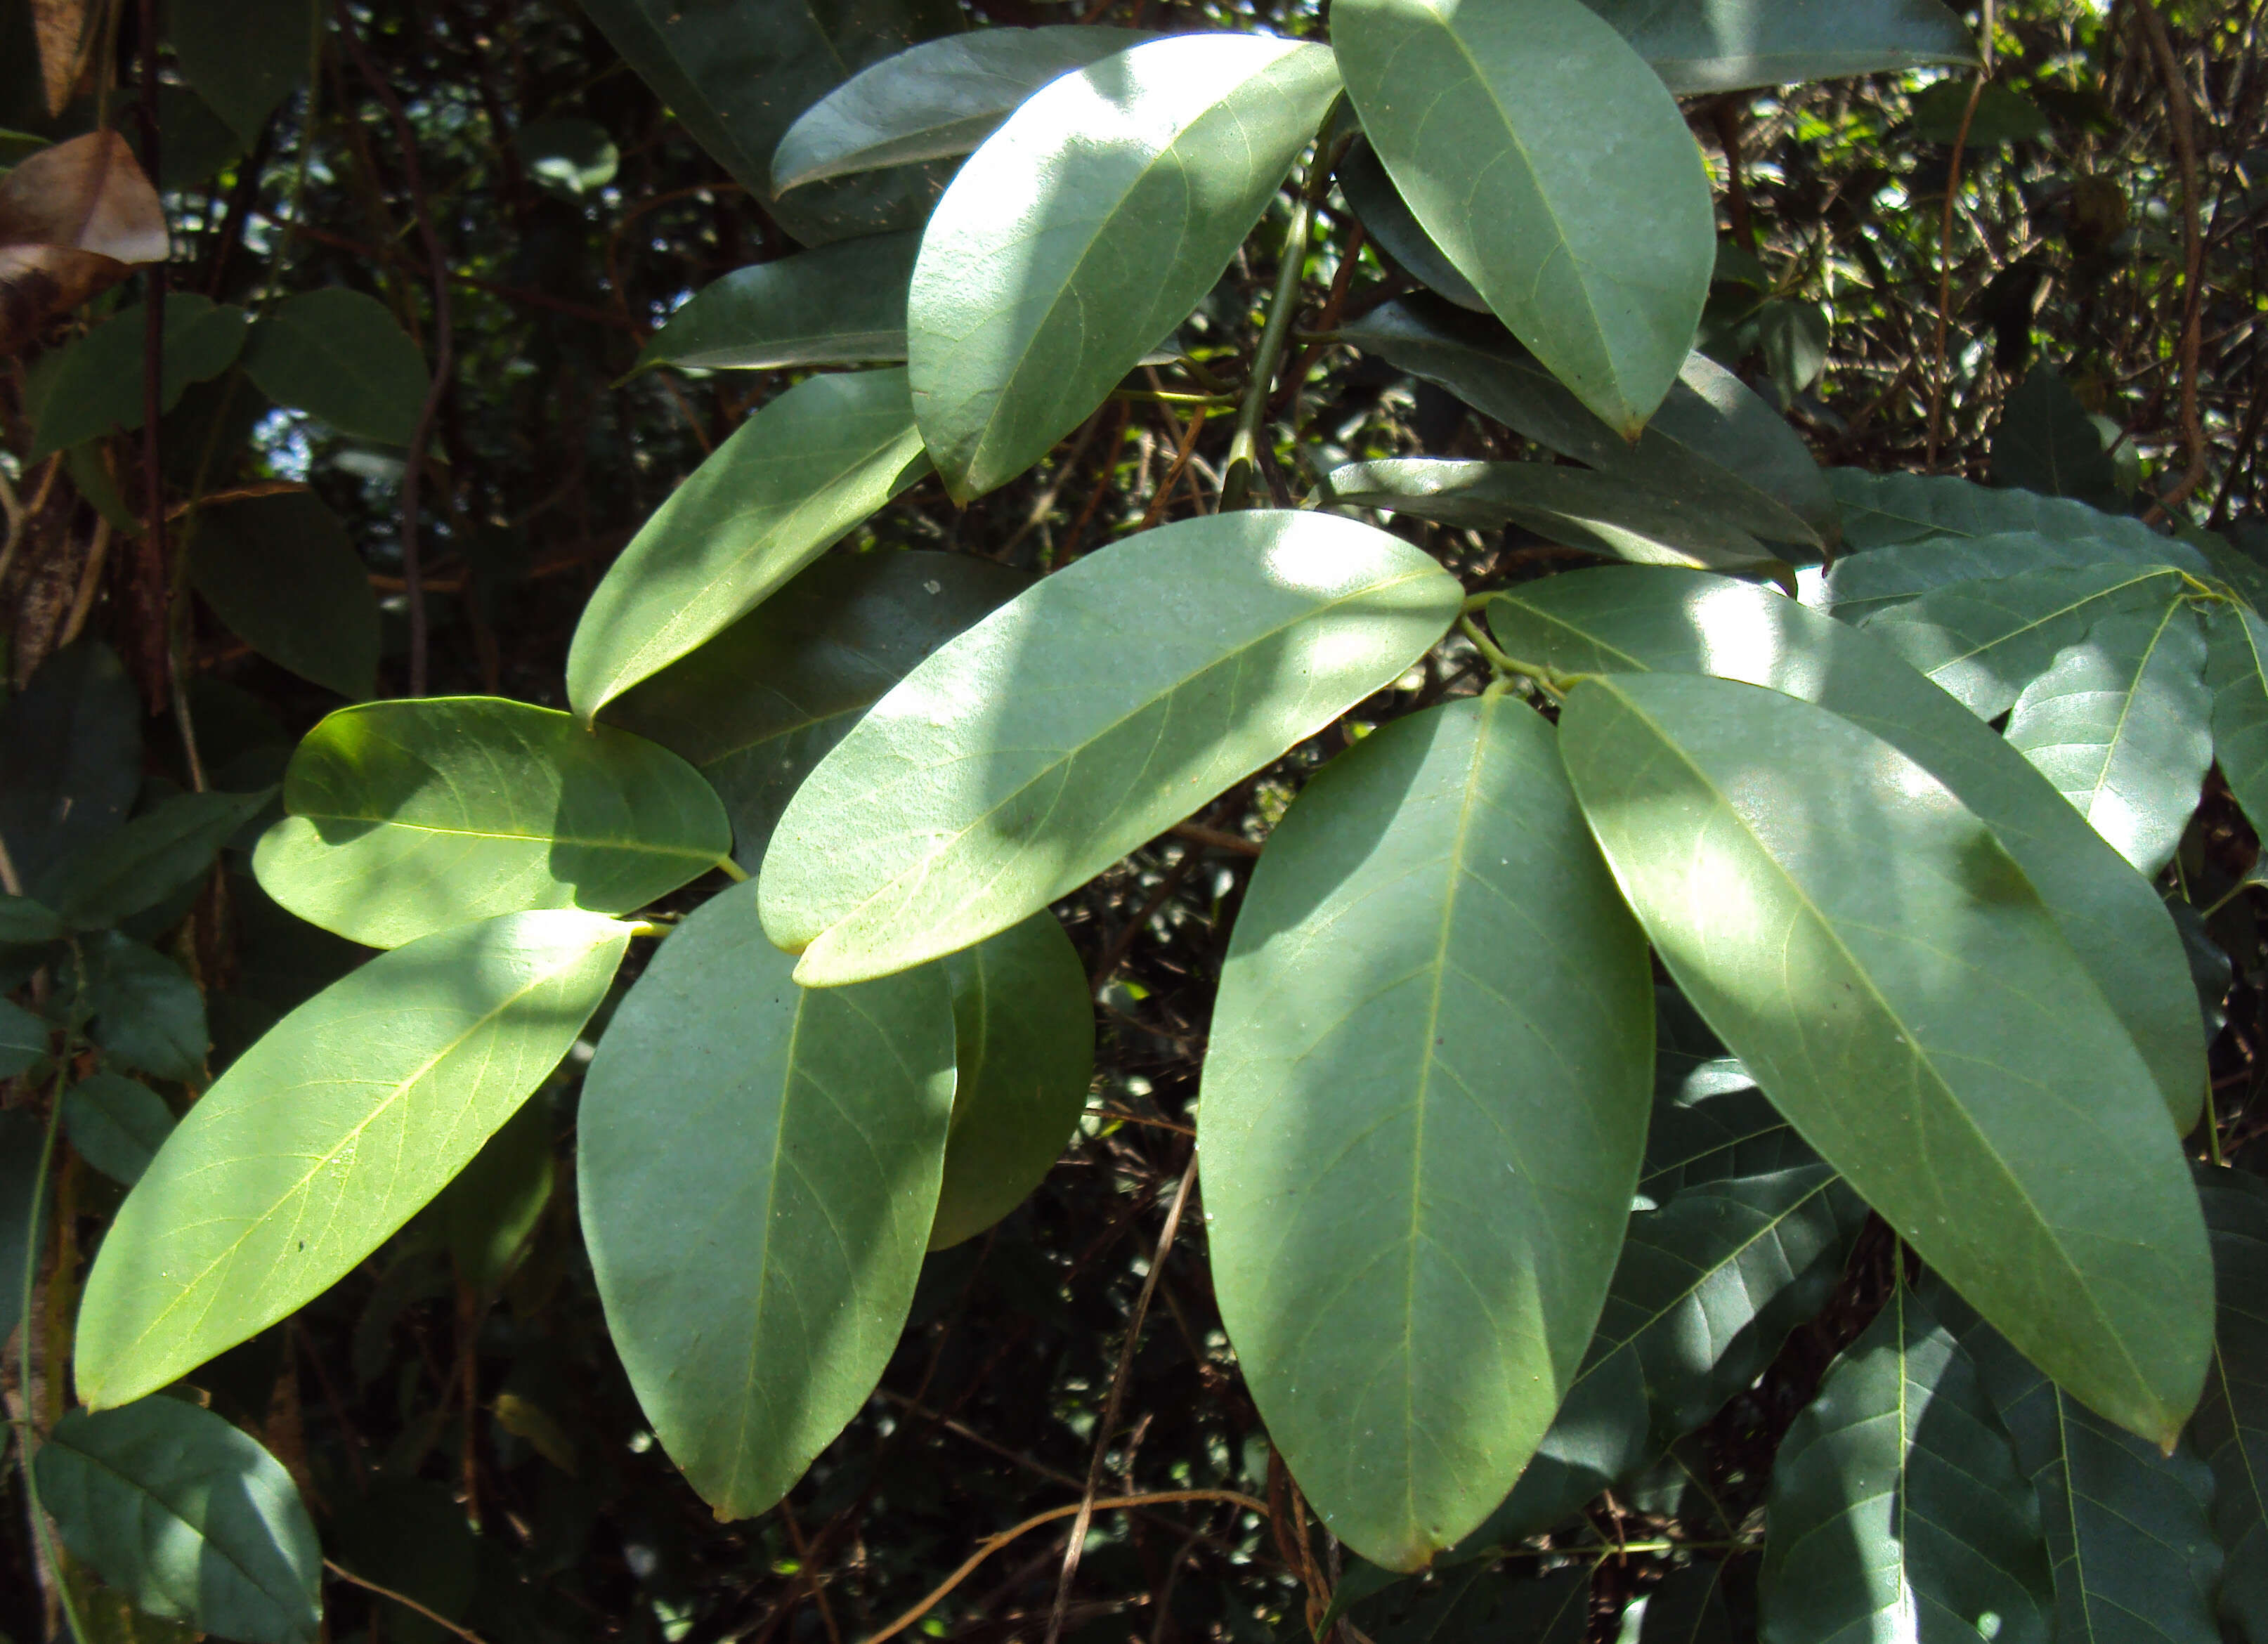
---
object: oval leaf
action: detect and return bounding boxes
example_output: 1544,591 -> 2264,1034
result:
0,639 -> 142,890
1333,0 -> 1714,434
62,1071 -> 176,1186
578,880 -> 955,1518
253,697 -> 730,948
1204,696 -> 1654,1570
760,511 -> 1461,984
74,909 -> 631,1407
908,33 -> 1341,499
240,289 -> 431,446
932,911 -> 1095,1251
35,1397 -> 322,1644
630,233 -> 920,374
1589,0 -> 1976,93
566,369 -> 932,716
30,295 -> 247,459
1334,137 -> 1486,311
1557,671 -> 2213,1444
187,491 -> 382,700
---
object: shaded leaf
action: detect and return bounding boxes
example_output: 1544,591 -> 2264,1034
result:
0,1108 -> 45,1343
35,1397 -> 320,1644
578,880 -> 955,1518
0,998 -> 47,1077
1557,670 -> 2212,1445
0,892 -> 67,945
2203,601 -> 2268,844
907,33 -> 1339,499
30,294 -> 247,457
61,1071 -> 175,1186
1993,365 -> 2120,505
0,641 -> 141,889
41,788 -> 273,929
1583,0 -> 1975,92
74,910 -> 631,1407
760,511 -> 1461,985
79,931 -> 206,1081
1823,528 -> 2197,623
1334,0 -> 1713,434
1203,696 -> 1654,1570
567,369 -> 931,715
2193,1166 -> 2268,1640
1825,468 -> 2179,558
1910,79 -> 2050,146
240,289 -> 431,447
1335,136 -> 1485,311
1757,300 -> 1827,403
630,233 -> 919,374
253,697 -> 730,949
441,1093 -> 554,1294
1356,1565 -> 1591,1644
187,490 -> 382,700
169,0 -> 308,143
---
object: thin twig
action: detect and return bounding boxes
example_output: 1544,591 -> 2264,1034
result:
326,1560 -> 490,1644
1924,3 -> 1995,470
2136,0 -> 2208,518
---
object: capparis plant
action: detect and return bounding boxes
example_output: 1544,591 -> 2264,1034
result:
4,1 -> 2264,1642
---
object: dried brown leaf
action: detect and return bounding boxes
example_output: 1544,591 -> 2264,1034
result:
0,131 -> 169,262
30,0 -> 98,120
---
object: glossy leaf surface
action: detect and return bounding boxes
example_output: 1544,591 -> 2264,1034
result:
774,27 -> 1157,189
567,369 -> 931,715
1487,568 -> 2203,1130
907,34 -> 1340,498
43,788 -> 272,929
932,911 -> 1094,1251
604,551 -> 1028,870
1334,0 -> 1713,434
1204,696 -> 1653,1570
1823,527 -> 2198,623
2205,601 -> 2268,843
35,1397 -> 321,1644
62,1072 -> 176,1186
75,910 -> 630,1407
240,289 -> 431,446
630,233 -> 920,373
1760,1281 -> 2052,1644
2194,1167 -> 2268,1638
579,880 -> 955,1518
1558,671 -> 2212,1445
186,491 -> 382,700
761,511 -> 1461,984
1584,0 -> 1974,92
254,697 -> 729,948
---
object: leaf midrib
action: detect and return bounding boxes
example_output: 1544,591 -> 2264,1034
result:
290,809 -> 718,861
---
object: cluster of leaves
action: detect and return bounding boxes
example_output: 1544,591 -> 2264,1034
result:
2,1 -> 2265,1644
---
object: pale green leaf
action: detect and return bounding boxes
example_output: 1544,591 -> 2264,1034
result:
1557,670 -> 2212,1444
62,1072 -> 176,1186
566,369 -> 931,715
1333,0 -> 1714,434
1583,0 -> 1975,91
932,911 -> 1093,1251
73,909 -> 631,1407
630,234 -> 919,374
43,788 -> 273,930
186,491 -> 381,700
2194,1166 -> 2268,1640
253,697 -> 730,948
1202,696 -> 1654,1570
35,1397 -> 322,1644
578,880 -> 955,1518
1760,1281 -> 2053,1644
240,289 -> 431,447
907,34 -> 1341,499
760,511 -> 1461,984
2204,602 -> 2268,844
1487,567 -> 2204,1132
31,296 -> 248,459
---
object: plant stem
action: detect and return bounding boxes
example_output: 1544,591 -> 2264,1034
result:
714,856 -> 750,884
1222,174 -> 1322,510
18,1068 -> 91,1644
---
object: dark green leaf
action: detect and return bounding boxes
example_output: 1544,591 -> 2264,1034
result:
1757,300 -> 1827,403
1582,0 -> 1975,92
1910,80 -> 2051,146
2204,602 -> 2268,844
252,697 -> 731,948
0,997 -> 44,1077
2193,1166 -> 2268,1640
578,880 -> 955,1517
1823,528 -> 2199,622
566,369 -> 931,715
0,892 -> 65,945
80,931 -> 207,1081
1204,696 -> 1654,1570
1760,1281 -> 2053,1644
773,27 -> 1159,190
1622,1563 -> 1737,1644
630,234 -> 919,374
41,788 -> 273,929
441,1093 -> 554,1294
1825,468 -> 2179,558
74,910 -> 631,1407
1992,365 -> 2120,505
1334,0 -> 1713,434
0,640 -> 142,889
240,289 -> 431,447
1360,1566 -> 1592,1644
1558,670 -> 2212,1446
1335,138 -> 1485,311
908,34 -> 1338,499
169,0 -> 311,143
61,1071 -> 176,1186
932,912 -> 1093,1251
0,1109 -> 44,1344
31,296 -> 249,459
187,490 -> 382,700
35,1397 -> 321,1644
604,550 -> 1029,869
760,511 -> 1461,984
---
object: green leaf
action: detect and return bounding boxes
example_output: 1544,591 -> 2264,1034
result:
578,880 -> 955,1518
1936,1285 -> 2223,1644
1583,0 -> 1976,92
0,892 -> 66,946
906,33 -> 1340,499
516,117 -> 619,198
79,932 -> 207,1081
2204,602 -> 2268,844
35,1397 -> 321,1644
169,0 -> 311,143
604,551 -> 1029,869
1487,567 -> 2205,1133
1910,79 -> 2051,146
1823,528 -> 2198,623
1336,296 -> 1830,548
1759,1281 -> 2054,1644
630,234 -> 920,374
63,1072 -> 178,1187
1992,364 -> 2120,506
760,511 -> 1461,984
0,1109 -> 44,1344
0,641 -> 142,889
1863,561 -> 2193,718
186,490 -> 382,700
1619,1563 -> 1736,1644
1333,0 -> 1714,435
240,289 -> 431,447
932,912 -> 1093,1251
1323,458 -> 1782,575
1335,137 -> 1485,311
1202,696 -> 1654,1570
1757,300 -> 1827,404
773,27 -> 1159,190
74,910 -> 630,1407
42,789 -> 274,930
2001,601 -> 2211,876
252,697 -> 731,949
31,296 -> 249,459
1556,670 -> 2213,1445
566,370 -> 932,715
2194,1166 -> 2268,1640
1825,468 -> 2177,558
441,1093 -> 554,1294
0,997 -> 45,1077
1357,1566 -> 1591,1644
